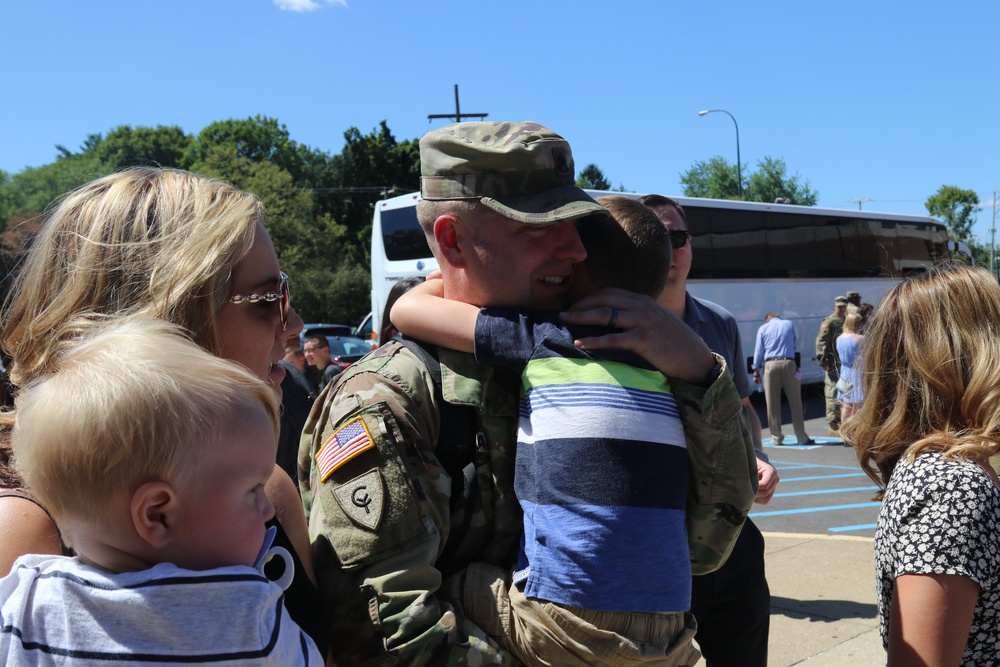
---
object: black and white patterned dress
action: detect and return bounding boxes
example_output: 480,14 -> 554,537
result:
875,451 -> 1000,665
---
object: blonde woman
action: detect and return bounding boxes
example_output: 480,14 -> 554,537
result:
835,312 -> 865,422
842,264 -> 1000,666
0,167 -> 329,654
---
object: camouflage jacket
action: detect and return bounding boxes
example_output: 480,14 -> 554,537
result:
299,341 -> 755,666
815,313 -> 845,372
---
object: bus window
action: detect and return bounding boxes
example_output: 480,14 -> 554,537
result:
382,206 -> 431,261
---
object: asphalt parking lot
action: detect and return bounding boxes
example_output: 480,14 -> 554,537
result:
746,385 -> 880,538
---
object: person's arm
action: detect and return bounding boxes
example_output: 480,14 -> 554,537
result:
0,496 -> 64,574
752,329 -> 764,386
265,464 -> 316,584
671,358 -> 758,575
390,278 -> 478,353
740,397 -> 778,504
816,321 -> 830,370
560,288 -> 715,385
299,351 -> 519,666
887,572 -> 978,666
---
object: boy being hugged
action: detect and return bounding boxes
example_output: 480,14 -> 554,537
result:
0,318 -> 323,666
392,196 -> 755,666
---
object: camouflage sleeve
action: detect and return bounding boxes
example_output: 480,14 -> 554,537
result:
815,320 -> 831,365
298,344 -> 518,667
671,353 -> 758,575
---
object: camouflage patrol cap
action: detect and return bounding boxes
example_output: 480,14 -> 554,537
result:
835,295 -> 849,305
419,121 -> 607,225
846,291 -> 861,301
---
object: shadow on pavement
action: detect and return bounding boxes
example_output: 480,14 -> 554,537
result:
770,595 -> 876,622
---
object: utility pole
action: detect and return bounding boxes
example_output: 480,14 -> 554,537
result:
428,84 -> 488,123
849,198 -> 871,211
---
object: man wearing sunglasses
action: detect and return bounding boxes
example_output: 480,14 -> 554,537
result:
641,193 -> 777,667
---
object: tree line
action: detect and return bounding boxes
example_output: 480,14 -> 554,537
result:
0,117 -> 421,325
1,118 -> 989,325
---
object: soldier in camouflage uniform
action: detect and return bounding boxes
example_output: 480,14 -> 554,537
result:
845,290 -> 862,316
816,296 -> 848,434
300,121 -> 755,666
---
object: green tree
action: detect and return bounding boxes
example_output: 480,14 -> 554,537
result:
576,163 -> 611,190
925,185 -> 987,267
0,153 -> 106,225
187,116 -> 303,175
745,157 -> 818,205
0,118 -> 423,326
925,185 -> 980,245
680,156 -> 818,205
679,156 -> 742,199
95,125 -> 193,170
325,122 -> 421,266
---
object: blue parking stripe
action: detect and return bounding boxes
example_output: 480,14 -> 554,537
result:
774,486 -> 877,498
777,473 -> 869,483
829,523 -> 877,533
751,501 -> 882,518
770,462 -> 863,472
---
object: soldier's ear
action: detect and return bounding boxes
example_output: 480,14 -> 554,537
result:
433,215 -> 466,268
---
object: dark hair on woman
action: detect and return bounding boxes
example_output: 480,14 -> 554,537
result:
380,276 -> 426,345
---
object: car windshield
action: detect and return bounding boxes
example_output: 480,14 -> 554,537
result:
327,336 -> 370,358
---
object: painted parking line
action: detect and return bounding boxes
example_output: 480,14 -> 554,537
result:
775,472 -> 869,483
829,523 -> 877,533
751,501 -> 882,518
763,436 -> 844,450
773,486 -> 878,498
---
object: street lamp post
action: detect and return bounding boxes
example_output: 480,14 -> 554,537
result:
698,109 -> 742,198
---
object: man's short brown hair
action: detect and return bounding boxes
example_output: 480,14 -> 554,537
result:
577,197 -> 671,297
638,194 -> 689,227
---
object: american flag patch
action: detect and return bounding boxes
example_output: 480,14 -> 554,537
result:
317,417 -> 375,482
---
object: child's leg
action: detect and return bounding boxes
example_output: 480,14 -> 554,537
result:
462,563 -> 700,667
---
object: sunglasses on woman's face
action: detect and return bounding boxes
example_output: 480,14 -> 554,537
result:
669,230 -> 691,249
227,272 -> 291,330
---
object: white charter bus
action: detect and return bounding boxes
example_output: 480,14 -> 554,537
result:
370,191 -> 964,383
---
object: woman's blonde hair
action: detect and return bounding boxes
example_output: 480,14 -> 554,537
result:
11,317 -> 279,529
842,264 -> 1000,485
1,167 -> 262,388
842,311 -> 862,334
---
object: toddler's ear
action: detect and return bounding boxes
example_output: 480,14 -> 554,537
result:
131,481 -> 177,549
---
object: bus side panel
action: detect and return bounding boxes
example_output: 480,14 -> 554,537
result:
370,196 -> 437,339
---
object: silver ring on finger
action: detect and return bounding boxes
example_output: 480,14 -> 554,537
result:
607,307 -> 619,329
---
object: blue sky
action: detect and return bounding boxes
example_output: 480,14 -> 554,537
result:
3,1 -> 999,241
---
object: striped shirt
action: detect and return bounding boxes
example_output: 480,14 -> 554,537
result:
476,308 -> 691,613
0,555 -> 321,665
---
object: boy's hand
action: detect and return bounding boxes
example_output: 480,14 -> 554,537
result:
410,275 -> 444,298
755,458 -> 779,504
560,287 -> 716,385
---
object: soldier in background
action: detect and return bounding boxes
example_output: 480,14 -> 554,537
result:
845,290 -> 862,316
816,296 -> 848,435
299,122 -> 750,666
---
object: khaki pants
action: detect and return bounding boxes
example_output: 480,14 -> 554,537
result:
462,563 -> 701,667
763,359 -> 809,444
